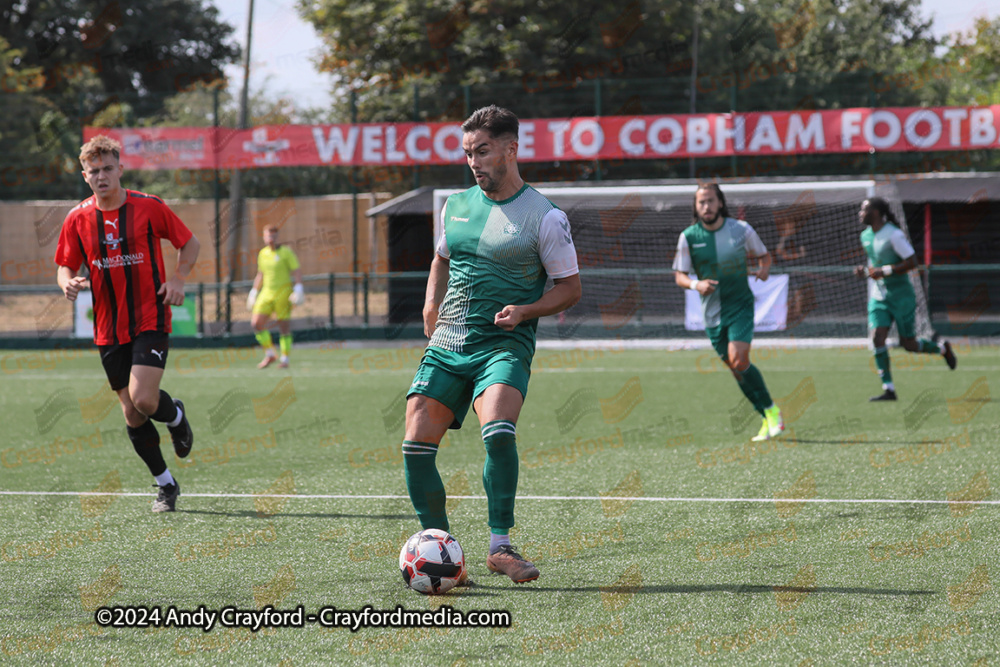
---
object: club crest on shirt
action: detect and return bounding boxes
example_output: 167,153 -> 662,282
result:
503,221 -> 520,236
103,231 -> 121,251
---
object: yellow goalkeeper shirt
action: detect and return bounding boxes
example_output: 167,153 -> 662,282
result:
257,244 -> 300,292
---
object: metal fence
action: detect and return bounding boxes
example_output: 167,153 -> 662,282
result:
3,264 -> 997,349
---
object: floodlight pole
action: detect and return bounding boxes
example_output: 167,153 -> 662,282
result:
227,0 -> 254,287
689,7 -> 699,179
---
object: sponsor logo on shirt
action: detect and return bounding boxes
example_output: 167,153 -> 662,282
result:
693,243 -> 707,248
103,232 -> 121,251
91,253 -> 145,270
104,218 -> 119,231
450,216 -> 469,222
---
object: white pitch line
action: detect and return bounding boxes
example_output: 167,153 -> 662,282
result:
0,491 -> 996,505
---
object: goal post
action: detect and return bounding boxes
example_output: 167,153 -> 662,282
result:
432,179 -> 932,344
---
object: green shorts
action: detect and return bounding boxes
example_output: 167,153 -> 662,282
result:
407,346 -> 532,429
868,296 -> 916,338
705,310 -> 754,359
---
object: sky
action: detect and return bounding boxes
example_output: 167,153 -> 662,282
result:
210,0 -> 1000,114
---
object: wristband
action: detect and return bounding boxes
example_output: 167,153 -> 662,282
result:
881,265 -> 893,276
689,280 -> 700,291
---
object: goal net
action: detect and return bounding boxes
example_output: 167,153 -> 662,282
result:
433,179 -> 932,343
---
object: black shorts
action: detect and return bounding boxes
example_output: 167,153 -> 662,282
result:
99,331 -> 170,391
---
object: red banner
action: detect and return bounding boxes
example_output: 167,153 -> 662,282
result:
86,106 -> 1000,171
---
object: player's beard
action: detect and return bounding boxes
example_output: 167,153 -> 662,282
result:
476,162 -> 506,193
700,211 -> 720,225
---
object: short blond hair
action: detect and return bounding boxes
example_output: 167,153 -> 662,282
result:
79,135 -> 121,166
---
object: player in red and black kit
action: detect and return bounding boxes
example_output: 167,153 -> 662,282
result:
55,135 -> 201,512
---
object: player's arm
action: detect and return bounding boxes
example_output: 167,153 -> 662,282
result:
159,235 -> 200,306
54,217 -> 89,301
423,202 -> 452,337
290,268 -> 305,305
247,270 -> 263,309
867,254 -> 916,280
675,271 -> 716,295
494,273 -> 581,331
867,229 -> 917,279
423,253 -> 449,338
751,251 -> 772,281
57,265 -> 90,301
744,224 -> 771,280
672,234 -> 715,294
495,208 -> 582,331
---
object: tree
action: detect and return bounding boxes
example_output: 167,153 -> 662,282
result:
1,1 -> 239,117
942,15 -> 1000,106
0,0 -> 240,200
299,0 -> 943,121
298,0 -> 944,182
0,36 -> 79,199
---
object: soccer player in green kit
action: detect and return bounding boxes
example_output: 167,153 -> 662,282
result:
853,197 -> 956,401
404,105 -> 581,583
673,183 -> 784,442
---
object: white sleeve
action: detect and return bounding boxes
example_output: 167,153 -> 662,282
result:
889,227 -> 916,261
435,201 -> 449,259
744,222 -> 768,257
671,234 -> 691,273
538,208 -> 579,279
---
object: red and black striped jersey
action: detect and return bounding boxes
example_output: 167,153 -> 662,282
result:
54,190 -> 193,346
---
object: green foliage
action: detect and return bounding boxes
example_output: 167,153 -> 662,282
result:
943,16 -> 1000,106
0,0 -> 240,200
299,0 -> 946,122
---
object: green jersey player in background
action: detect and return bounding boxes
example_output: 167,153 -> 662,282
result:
673,183 -> 784,442
853,197 -> 956,401
404,105 -> 581,583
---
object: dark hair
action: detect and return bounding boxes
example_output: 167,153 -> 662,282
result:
866,197 -> 898,225
461,105 -> 519,140
692,182 -> 730,223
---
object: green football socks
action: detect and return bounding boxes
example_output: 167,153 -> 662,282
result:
917,338 -> 940,354
402,440 -> 448,531
735,363 -> 773,416
873,346 -> 892,385
482,420 -> 518,536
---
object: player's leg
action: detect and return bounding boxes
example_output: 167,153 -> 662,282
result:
729,338 -> 783,440
707,323 -> 759,413
473,352 -> 539,583
403,349 -> 470,534
101,339 -> 180,512
894,300 -> 957,369
276,314 -> 292,369
869,318 -> 896,401
403,394 -> 455,531
252,294 -> 277,368
128,332 -> 192,458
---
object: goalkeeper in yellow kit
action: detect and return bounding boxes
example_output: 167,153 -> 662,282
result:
247,224 -> 304,369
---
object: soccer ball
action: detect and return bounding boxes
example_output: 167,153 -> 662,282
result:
399,528 -> 466,594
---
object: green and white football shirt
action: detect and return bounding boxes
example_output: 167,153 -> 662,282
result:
860,222 -> 915,302
672,217 -> 768,328
431,184 -> 579,358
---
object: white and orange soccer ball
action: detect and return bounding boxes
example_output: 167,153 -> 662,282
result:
399,528 -> 466,594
